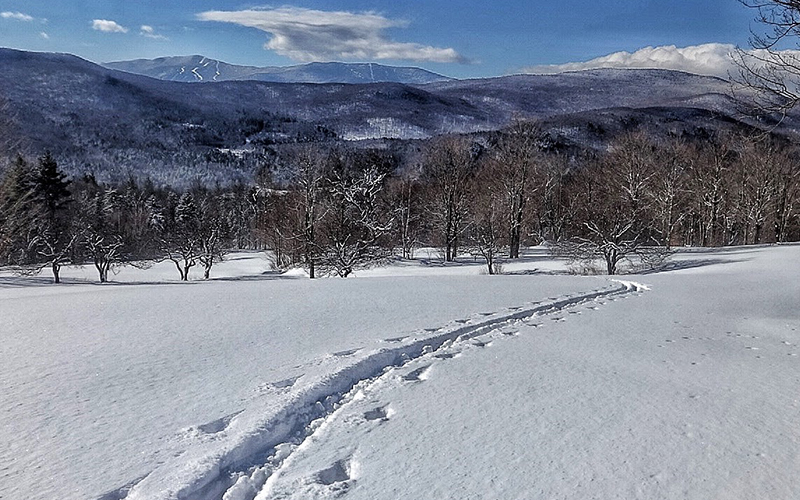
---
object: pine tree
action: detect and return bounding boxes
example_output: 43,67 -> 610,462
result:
30,152 -> 74,283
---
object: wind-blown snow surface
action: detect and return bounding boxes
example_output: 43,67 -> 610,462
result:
1,246 -> 799,500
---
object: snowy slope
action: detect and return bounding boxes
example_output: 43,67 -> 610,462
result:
0,253 -> 595,500
104,57 -> 452,85
1,246 -> 799,500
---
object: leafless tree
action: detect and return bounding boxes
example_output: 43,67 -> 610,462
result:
554,134 -> 664,275
531,153 -> 572,243
466,168 -> 506,274
771,147 -> 800,242
687,135 -> 737,246
648,139 -> 694,248
155,192 -> 203,281
422,136 -> 479,262
196,194 -> 231,280
74,183 -> 127,282
734,0 -> 800,116
317,166 -> 392,277
487,120 -> 543,258
385,174 -> 422,259
287,145 -> 329,278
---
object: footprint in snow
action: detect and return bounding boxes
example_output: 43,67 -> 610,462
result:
403,365 -> 431,382
265,375 -> 302,390
315,458 -> 353,486
434,351 -> 460,359
472,340 -> 491,348
333,348 -> 360,357
384,336 -> 407,343
197,410 -> 243,434
363,405 -> 390,422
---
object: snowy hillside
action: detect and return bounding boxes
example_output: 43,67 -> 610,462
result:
2,245 -> 799,500
0,49 -> 776,185
104,56 -> 452,85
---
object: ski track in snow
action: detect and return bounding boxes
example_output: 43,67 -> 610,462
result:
112,280 -> 647,500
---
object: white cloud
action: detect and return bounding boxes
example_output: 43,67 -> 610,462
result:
92,19 -> 128,33
197,7 -> 465,63
140,25 -> 168,40
39,31 -> 49,40
523,44 -> 740,78
1,11 -> 34,22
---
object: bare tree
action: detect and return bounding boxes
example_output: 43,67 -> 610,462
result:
648,139 -> 694,248
318,166 -> 392,277
196,193 -> 231,280
74,181 -> 127,282
466,169 -> 506,275
288,145 -> 329,278
771,147 -> 800,242
734,1 -> 800,116
687,135 -> 737,246
157,192 -> 202,281
422,136 -> 479,262
487,120 -> 543,258
531,153 -> 572,243
385,174 -> 422,259
556,134 -> 662,275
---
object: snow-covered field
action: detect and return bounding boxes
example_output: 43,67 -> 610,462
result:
1,246 -> 799,500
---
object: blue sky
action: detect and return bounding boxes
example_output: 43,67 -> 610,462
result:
0,1 -> 761,78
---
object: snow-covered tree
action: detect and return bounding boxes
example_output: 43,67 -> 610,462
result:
318,165 -> 392,277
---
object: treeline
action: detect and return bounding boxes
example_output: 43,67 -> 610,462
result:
1,122 -> 799,282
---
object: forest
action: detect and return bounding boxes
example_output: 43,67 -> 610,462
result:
1,120 -> 799,282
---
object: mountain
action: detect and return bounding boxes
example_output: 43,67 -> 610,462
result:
0,49 -> 781,186
103,56 -> 452,85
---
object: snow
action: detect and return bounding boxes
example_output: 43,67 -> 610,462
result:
1,245 -> 799,500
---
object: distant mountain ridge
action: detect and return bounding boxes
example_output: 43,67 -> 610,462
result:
103,56 -> 453,84
0,48 -> 785,187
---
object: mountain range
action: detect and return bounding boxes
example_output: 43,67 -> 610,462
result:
104,56 -> 452,85
0,48 -> 783,186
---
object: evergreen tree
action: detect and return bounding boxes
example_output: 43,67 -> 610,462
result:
30,152 -> 74,283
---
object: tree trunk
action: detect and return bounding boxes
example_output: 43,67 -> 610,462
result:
95,257 -> 108,283
52,261 -> 61,284
605,248 -> 618,275
174,260 -> 188,281
509,226 -> 521,259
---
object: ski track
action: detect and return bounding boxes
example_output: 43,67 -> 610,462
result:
113,279 -> 647,500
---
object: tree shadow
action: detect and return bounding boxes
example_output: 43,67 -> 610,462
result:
637,257 -> 747,274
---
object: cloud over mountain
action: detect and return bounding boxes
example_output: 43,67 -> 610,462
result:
197,7 -> 466,64
523,44 -> 738,78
